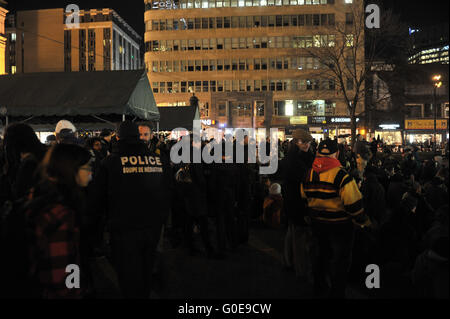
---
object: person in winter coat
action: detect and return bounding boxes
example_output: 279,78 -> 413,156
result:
282,129 -> 315,278
387,172 -> 408,210
301,139 -> 371,298
411,236 -> 449,298
380,192 -> 419,272
1,123 -> 47,203
282,129 -> 315,227
27,143 -> 92,299
85,137 -> 104,178
211,146 -> 241,257
423,176 -> 448,211
360,166 -> 386,226
177,138 -> 215,258
90,121 -> 170,298
421,205 -> 449,252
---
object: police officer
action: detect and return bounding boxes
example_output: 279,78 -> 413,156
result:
301,139 -> 371,298
91,121 -> 170,298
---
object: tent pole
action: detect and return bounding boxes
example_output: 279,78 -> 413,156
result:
122,114 -> 126,122
157,121 -> 160,134
5,116 -> 8,127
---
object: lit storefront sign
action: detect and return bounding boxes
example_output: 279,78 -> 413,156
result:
149,0 -> 179,10
330,117 -> 360,123
309,127 -> 323,133
309,117 -> 327,124
405,119 -> 448,130
309,117 -> 361,125
201,119 -> 216,126
379,124 -> 400,130
290,116 -> 308,125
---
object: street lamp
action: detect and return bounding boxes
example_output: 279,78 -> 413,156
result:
432,75 -> 442,153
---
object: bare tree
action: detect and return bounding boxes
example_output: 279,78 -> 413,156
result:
304,0 -> 408,147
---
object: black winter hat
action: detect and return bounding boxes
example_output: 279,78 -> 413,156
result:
118,121 -> 139,140
318,139 -> 338,155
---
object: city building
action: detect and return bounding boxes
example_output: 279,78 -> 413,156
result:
4,8 -> 142,74
144,0 -> 365,139
0,0 -> 7,75
366,63 -> 449,146
403,64 -> 449,145
408,23 -> 449,65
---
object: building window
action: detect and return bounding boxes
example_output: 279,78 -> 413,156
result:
218,103 -> 226,116
347,78 -> 354,90
79,30 -> 86,71
103,28 -> 111,71
64,30 -> 72,72
345,34 -> 354,47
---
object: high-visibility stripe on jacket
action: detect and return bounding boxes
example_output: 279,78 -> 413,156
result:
300,167 -> 368,225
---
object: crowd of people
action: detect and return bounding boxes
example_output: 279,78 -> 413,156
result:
0,119 -> 448,299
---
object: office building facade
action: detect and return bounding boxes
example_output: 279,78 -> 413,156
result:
5,8 -> 142,74
0,0 -> 8,75
408,24 -> 449,65
144,0 -> 365,136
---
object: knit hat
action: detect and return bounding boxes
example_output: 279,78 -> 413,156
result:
318,139 -> 338,155
269,183 -> 282,195
118,121 -> 139,140
292,129 -> 313,143
55,120 -> 76,134
401,192 -> 418,212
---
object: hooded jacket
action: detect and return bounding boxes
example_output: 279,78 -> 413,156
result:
301,156 -> 370,226
90,139 -> 170,232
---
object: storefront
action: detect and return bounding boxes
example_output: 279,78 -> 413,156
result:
374,124 -> 403,145
307,116 -> 364,141
405,119 -> 448,145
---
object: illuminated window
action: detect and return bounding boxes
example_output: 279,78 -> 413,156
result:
345,34 -> 354,47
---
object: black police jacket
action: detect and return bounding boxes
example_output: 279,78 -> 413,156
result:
90,139 -> 170,232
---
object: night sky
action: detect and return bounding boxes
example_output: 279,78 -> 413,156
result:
4,0 -> 449,37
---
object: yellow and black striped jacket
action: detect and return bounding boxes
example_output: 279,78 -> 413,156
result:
300,167 -> 369,225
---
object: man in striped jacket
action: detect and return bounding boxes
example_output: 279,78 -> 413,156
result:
301,139 -> 371,298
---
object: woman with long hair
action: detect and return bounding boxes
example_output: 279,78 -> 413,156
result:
27,143 -> 92,299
